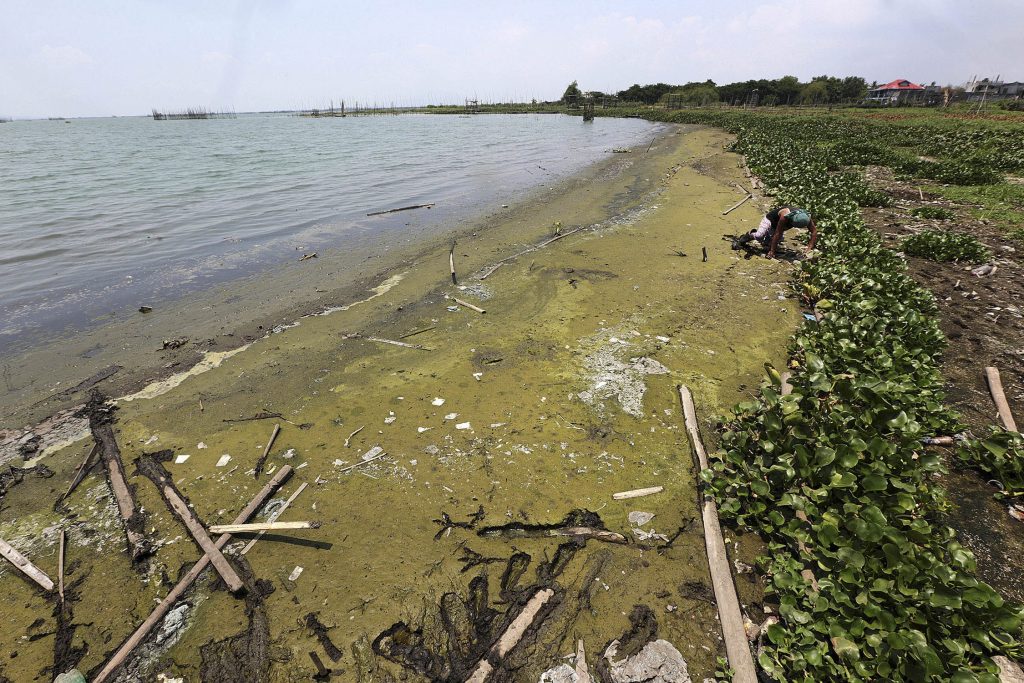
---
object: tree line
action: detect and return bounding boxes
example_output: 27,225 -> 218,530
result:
564,75 -> 873,106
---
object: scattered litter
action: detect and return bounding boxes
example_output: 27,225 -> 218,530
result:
410,459 -> 418,465
490,422 -> 506,428
802,313 -> 817,321
971,264 -> 997,277
215,454 -> 231,467
632,528 -> 670,542
431,397 -> 446,406
299,252 -> 317,261
138,305 -> 153,314
444,412 -> 458,420
362,446 -> 384,461
628,511 -> 655,526
447,306 -> 460,312
161,337 -> 189,350
144,435 -> 159,445
288,566 -> 304,581
456,422 -> 472,430
655,335 -> 671,343
603,639 -> 691,683
282,448 -> 296,459
174,454 -> 190,465
384,413 -> 396,424
473,372 -> 483,381
197,442 -> 207,449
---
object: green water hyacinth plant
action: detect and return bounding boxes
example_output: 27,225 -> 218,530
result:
958,429 -> 1024,501
594,107 -> 1024,680
911,206 -> 956,220
902,229 -> 991,263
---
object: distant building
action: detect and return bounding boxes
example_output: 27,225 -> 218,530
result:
865,79 -> 926,105
965,77 -> 1023,101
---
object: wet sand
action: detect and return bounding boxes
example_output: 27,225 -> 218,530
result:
0,126 -> 799,681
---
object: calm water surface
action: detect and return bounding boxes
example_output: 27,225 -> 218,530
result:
0,113 -> 659,352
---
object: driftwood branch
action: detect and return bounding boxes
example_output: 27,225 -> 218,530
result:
452,297 -> 486,314
253,423 -> 281,479
91,465 -> 294,683
450,243 -> 458,285
612,486 -> 663,500
985,366 -> 1018,432
55,443 -> 99,509
58,529 -> 66,602
678,385 -> 757,683
0,537 -> 54,592
366,203 -> 435,217
722,194 -> 752,216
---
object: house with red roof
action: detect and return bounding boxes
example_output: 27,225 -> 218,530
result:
866,79 -> 926,105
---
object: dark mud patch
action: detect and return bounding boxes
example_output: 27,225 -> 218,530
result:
199,558 -> 274,683
303,612 -> 343,663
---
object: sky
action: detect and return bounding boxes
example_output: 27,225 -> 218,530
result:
1,0 -> 1022,118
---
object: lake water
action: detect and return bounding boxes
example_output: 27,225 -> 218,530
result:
0,113 -> 659,353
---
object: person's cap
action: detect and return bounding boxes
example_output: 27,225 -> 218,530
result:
790,209 -> 811,228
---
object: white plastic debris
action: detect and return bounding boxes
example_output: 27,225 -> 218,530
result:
655,335 -> 671,343
288,566 -> 303,582
384,415 -> 396,424
431,397 -> 446,406
444,412 -> 458,420
144,435 -> 159,445
174,454 -> 190,464
215,454 -> 231,467
362,446 -> 384,461
473,373 -> 483,381
456,422 -> 472,430
604,639 -> 691,683
197,442 -> 208,449
282,448 -> 296,459
417,427 -> 432,433
628,511 -> 655,527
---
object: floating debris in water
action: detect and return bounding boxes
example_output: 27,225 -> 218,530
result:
431,397 -> 445,406
362,446 -> 384,461
288,566 -> 304,581
174,454 -> 190,464
444,412 -> 458,420
197,442 -> 207,449
456,422 -> 472,430
215,454 -> 231,467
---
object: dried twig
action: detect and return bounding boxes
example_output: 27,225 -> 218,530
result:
344,426 -> 364,448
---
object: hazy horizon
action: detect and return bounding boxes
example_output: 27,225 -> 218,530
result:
2,0 -> 1023,119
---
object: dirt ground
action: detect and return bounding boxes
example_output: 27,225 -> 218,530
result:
860,169 -> 1024,603
0,126 -> 798,682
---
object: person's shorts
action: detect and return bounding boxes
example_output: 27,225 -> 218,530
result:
752,216 -> 778,246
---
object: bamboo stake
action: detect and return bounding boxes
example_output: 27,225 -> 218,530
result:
612,486 -> 663,500
465,588 -> 555,683
985,367 -> 1018,432
452,297 -> 486,314
723,194 -> 752,216
58,530 -> 66,603
253,423 -> 281,479
450,243 -> 458,285
366,336 -> 433,350
241,482 -> 308,555
56,443 -> 99,509
678,385 -> 757,683
210,520 -> 318,534
91,465 -> 293,683
0,537 -> 54,592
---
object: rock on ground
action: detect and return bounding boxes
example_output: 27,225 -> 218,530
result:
604,639 -> 691,683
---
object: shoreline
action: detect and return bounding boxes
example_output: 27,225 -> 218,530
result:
1,120 -> 670,436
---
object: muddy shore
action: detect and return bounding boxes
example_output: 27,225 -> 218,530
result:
0,125 -> 799,682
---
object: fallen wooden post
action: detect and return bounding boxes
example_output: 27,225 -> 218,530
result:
985,366 -> 1018,432
450,243 -> 458,285
253,423 -> 281,480
0,536 -> 54,592
678,385 -> 757,683
240,482 -> 308,555
475,226 -> 588,281
338,451 -> 387,473
84,393 -> 150,561
612,486 -> 663,500
723,194 -> 752,216
367,336 -> 433,350
91,465 -> 293,683
398,325 -> 436,339
137,454 -> 245,593
452,297 -> 486,314
210,520 -> 319,534
58,530 -> 66,602
366,203 -> 435,217
465,587 -> 555,682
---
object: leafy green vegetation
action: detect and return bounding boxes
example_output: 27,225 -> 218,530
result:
598,107 -> 1023,680
902,229 -> 991,263
958,429 -> 1024,501
911,206 -> 956,220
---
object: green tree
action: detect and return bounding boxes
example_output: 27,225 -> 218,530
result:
561,80 -> 582,103
799,80 -> 829,104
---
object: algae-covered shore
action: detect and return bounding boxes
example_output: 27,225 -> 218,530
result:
0,125 -> 799,682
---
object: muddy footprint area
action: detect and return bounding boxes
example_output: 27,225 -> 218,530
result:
0,128 -> 798,683
860,190 -> 1024,605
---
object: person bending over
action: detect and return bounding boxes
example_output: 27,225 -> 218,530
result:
733,206 -> 818,258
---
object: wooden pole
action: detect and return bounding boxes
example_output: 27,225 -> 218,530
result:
0,537 -> 54,592
87,402 -> 149,561
57,443 -> 99,508
464,588 -> 555,682
91,465 -> 293,683
612,486 -> 663,500
58,530 -> 66,603
240,482 -> 307,555
139,458 -> 245,593
678,385 -> 757,683
452,297 -> 485,314
450,243 -> 458,285
985,366 -> 1018,432
723,194 -> 752,216
209,520 -> 319,534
